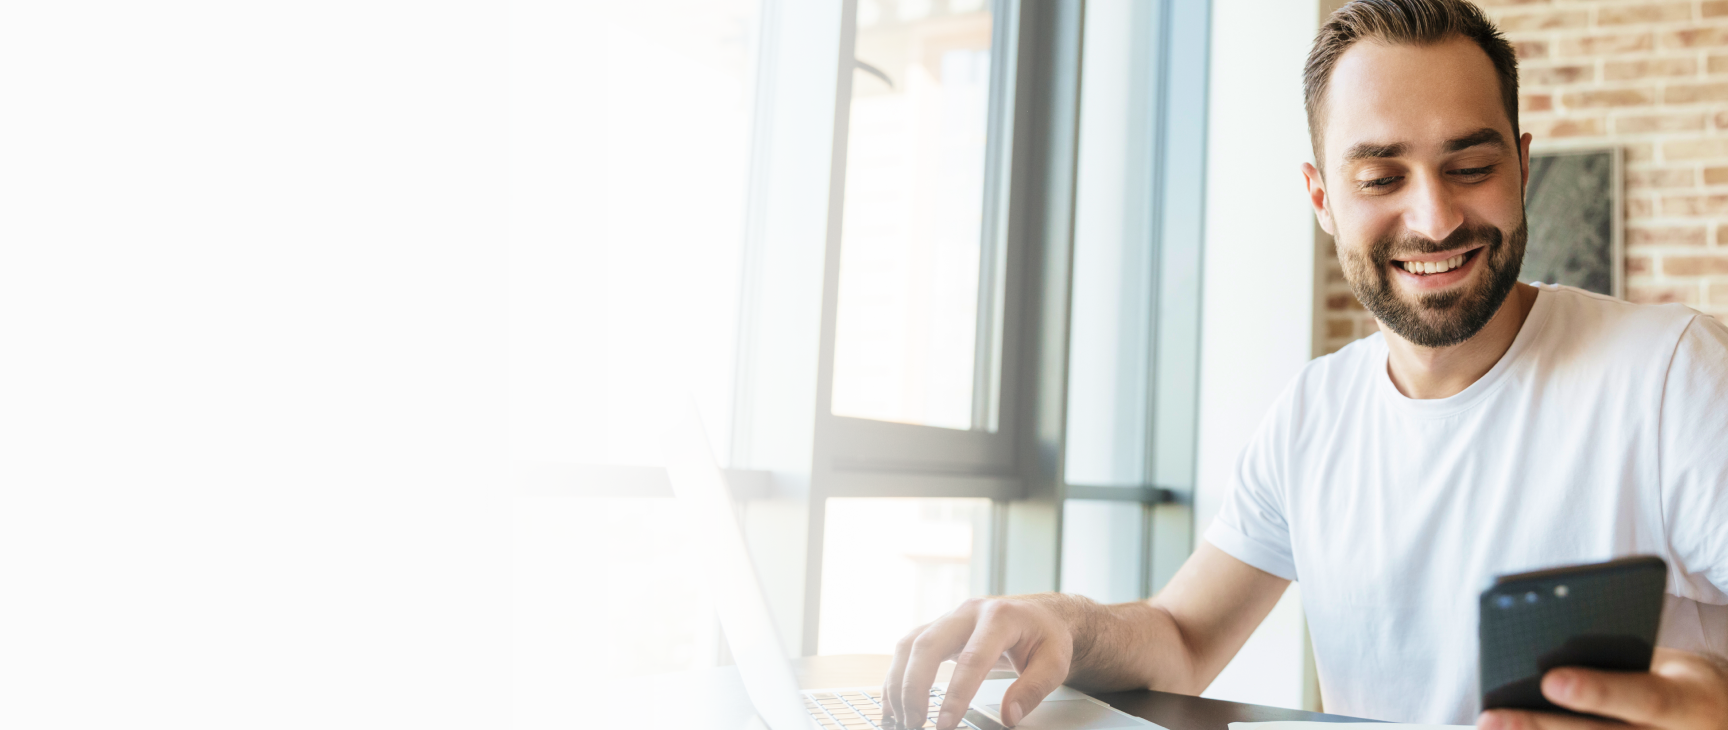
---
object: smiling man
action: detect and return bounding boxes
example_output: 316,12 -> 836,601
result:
878,1 -> 1728,728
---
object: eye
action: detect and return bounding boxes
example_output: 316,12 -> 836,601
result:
1359,175 -> 1401,190
1449,165 -> 1495,180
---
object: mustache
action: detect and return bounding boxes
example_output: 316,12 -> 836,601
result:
1372,224 -> 1503,264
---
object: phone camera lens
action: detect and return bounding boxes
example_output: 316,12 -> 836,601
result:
1495,595 -> 1515,609
1554,585 -> 1568,598
1524,591 -> 1540,604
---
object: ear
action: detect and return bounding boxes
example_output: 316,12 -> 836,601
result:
1302,162 -> 1335,236
1517,131 -> 1533,196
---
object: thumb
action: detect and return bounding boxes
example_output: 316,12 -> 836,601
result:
999,652 -> 1067,726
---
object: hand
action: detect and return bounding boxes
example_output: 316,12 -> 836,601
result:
880,596 -> 1076,729
1478,648 -> 1728,730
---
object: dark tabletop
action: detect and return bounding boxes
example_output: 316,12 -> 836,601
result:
621,654 -> 1375,730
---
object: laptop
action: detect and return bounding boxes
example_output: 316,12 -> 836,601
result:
662,404 -> 1161,730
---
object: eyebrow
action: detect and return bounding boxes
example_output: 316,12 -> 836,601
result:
1339,128 -> 1509,166
1442,127 -> 1507,153
1342,141 -> 1406,163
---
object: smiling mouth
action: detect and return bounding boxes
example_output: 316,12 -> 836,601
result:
1392,247 -> 1481,276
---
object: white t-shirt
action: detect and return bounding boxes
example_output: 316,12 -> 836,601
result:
1205,284 -> 1728,724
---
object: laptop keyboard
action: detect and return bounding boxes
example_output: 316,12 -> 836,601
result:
803,687 -> 983,730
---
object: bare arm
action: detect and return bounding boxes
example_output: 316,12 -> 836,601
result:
1065,541 -> 1291,695
884,541 -> 1288,729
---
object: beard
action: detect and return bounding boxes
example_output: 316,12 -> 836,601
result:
1338,216 -> 1527,349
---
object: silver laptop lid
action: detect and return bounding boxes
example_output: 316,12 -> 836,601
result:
663,403 -> 816,730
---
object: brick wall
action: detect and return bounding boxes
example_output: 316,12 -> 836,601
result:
1318,0 -> 1728,355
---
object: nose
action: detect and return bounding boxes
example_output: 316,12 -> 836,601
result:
1402,170 -> 1464,244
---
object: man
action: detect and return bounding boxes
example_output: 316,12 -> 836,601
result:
880,1 -> 1728,728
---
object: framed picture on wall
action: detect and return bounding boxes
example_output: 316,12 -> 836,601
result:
1521,147 -> 1623,298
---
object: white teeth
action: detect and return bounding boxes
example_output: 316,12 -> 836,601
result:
1402,253 -> 1468,275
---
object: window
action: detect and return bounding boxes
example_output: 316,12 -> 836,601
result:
809,0 -> 1020,653
1059,0 -> 1208,602
817,498 -> 992,654
830,1 -> 1005,432
521,0 -> 1212,674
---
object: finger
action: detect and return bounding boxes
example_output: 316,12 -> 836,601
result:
883,623 -> 928,726
998,632 -> 1071,727
1542,665 -> 1684,726
935,618 -> 1020,729
900,620 -> 973,728
1477,708 -> 1620,730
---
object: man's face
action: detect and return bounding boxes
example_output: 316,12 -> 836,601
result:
1303,36 -> 1532,349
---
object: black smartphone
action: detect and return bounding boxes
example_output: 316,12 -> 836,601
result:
1479,556 -> 1667,717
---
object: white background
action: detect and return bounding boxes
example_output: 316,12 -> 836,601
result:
0,0 -> 1332,724
1,2 -> 515,725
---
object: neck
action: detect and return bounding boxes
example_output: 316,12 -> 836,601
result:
1380,282 -> 1539,400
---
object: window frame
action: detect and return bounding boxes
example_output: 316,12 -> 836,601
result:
551,0 -> 1213,658
815,0 -> 1025,497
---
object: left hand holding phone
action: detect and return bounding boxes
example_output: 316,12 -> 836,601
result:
1477,647 -> 1728,730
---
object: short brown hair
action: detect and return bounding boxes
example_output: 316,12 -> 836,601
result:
1304,0 -> 1519,167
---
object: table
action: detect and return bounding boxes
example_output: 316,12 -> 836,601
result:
623,654 -> 1374,730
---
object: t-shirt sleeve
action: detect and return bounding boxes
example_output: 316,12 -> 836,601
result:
1660,314 -> 1728,604
1205,382 -> 1300,582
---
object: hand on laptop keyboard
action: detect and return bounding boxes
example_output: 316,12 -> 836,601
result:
882,598 -> 1076,729
805,687 -> 981,730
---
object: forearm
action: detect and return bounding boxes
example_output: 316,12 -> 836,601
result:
1023,542 -> 1291,696
1018,593 -> 1201,694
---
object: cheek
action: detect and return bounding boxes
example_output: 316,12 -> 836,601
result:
1333,238 -> 1380,283
1461,178 -> 1526,229
1320,193 -> 1403,245
1328,207 -> 1396,260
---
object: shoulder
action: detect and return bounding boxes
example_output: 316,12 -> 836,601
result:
1676,309 -> 1728,356
1520,287 -> 1707,387
1523,287 -> 1728,431
1248,331 -> 1387,438
1530,285 -> 1704,369
1661,308 -> 1728,401
1290,331 -> 1386,406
